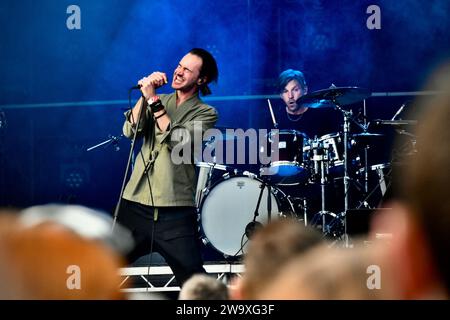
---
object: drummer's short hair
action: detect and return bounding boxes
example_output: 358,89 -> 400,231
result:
277,69 -> 307,93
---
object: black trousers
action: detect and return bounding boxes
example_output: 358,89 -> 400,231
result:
118,199 -> 206,286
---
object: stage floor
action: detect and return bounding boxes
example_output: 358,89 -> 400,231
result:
119,263 -> 245,293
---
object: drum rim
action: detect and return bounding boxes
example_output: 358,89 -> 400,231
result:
267,129 -> 309,138
265,161 -> 305,167
319,132 -> 341,140
357,162 -> 391,174
199,172 -> 284,210
370,163 -> 391,170
195,162 -> 230,171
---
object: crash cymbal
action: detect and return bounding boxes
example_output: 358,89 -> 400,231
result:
297,99 -> 336,109
297,86 -> 371,107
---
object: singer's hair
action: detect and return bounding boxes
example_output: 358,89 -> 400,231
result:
189,48 -> 218,96
277,69 -> 307,93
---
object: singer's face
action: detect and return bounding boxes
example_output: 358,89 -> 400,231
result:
172,53 -> 203,93
280,80 -> 307,112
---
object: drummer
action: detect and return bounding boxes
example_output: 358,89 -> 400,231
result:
266,69 -> 343,220
273,69 -> 340,138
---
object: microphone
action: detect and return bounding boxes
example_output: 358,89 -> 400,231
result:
130,77 -> 169,91
130,84 -> 142,90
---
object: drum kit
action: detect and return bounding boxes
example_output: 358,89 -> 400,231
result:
195,86 -> 400,258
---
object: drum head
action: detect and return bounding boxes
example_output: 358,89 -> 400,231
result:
200,175 -> 280,257
260,163 -> 310,186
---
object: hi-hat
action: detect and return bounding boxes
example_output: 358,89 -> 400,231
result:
297,86 -> 371,108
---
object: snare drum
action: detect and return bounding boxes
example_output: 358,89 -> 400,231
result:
199,173 -> 294,257
259,130 -> 310,185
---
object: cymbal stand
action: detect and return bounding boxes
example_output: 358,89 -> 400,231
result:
363,100 -> 369,195
319,154 -> 333,234
334,103 -> 353,247
310,139 -> 335,234
354,99 -> 372,209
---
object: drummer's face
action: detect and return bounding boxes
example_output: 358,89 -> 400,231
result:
281,80 -> 307,111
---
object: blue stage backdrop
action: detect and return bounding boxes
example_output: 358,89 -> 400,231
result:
0,0 -> 449,211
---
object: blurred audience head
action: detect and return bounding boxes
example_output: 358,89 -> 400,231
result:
0,204 -> 133,299
256,242 -> 397,300
179,274 -> 229,300
231,218 -> 323,299
371,62 -> 450,299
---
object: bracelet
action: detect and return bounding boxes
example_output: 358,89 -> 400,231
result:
149,100 -> 165,113
148,95 -> 159,105
154,110 -> 167,120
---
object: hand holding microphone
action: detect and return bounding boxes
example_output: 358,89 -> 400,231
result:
135,72 -> 168,100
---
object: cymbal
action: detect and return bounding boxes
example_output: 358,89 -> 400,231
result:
297,99 -> 336,109
352,132 -> 384,138
297,86 -> 371,107
352,133 -> 384,145
373,119 -> 418,126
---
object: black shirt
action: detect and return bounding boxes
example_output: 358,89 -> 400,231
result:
268,105 -> 342,140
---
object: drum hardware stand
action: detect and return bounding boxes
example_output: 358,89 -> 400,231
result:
362,99 -> 369,195
334,101 -> 370,246
86,134 -> 124,153
245,180 -> 272,240
281,194 -> 306,224
295,197 -> 308,226
302,198 -> 308,226
356,99 -> 373,205
333,103 -> 360,246
310,140 -> 337,234
294,85 -> 371,245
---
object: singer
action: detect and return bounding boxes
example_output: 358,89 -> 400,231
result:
117,48 -> 219,286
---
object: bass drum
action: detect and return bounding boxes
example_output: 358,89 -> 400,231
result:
199,172 -> 295,258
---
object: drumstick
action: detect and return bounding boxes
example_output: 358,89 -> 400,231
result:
267,99 -> 278,128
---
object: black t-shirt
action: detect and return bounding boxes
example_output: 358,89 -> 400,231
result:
268,105 -> 342,140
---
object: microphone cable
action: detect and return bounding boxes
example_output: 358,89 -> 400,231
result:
118,88 -> 158,291
128,92 -> 159,292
